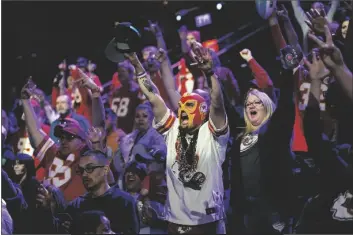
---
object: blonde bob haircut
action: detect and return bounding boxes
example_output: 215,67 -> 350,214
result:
244,89 -> 276,134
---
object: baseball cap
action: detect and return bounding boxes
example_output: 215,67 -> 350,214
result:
54,118 -> 86,140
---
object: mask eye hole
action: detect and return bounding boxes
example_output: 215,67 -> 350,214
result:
186,102 -> 195,108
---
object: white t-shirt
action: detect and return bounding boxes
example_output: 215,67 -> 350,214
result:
153,109 -> 229,225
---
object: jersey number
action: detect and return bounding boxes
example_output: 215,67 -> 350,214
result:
46,156 -> 72,188
111,97 -> 130,117
299,82 -> 328,111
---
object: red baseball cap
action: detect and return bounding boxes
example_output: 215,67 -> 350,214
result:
54,118 -> 86,140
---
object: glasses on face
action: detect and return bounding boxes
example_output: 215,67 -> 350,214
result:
245,100 -> 263,108
59,133 -> 79,142
76,165 -> 105,175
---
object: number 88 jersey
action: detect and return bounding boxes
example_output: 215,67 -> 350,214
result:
109,86 -> 145,134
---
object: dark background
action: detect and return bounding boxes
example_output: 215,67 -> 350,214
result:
2,1 -> 319,111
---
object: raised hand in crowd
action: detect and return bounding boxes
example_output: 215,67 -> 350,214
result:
178,25 -> 188,41
190,42 -> 213,72
87,126 -> 106,152
305,7 -> 329,35
69,66 -> 101,93
146,20 -> 162,37
276,4 -> 290,22
309,25 -> 353,101
304,49 -> 330,81
239,48 -> 253,62
308,25 -> 344,70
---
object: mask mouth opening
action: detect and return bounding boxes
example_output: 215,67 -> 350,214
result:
181,111 -> 189,121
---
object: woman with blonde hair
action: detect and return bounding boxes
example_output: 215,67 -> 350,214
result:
230,68 -> 296,234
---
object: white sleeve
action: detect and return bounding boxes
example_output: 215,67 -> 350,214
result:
152,109 -> 177,136
208,115 -> 229,147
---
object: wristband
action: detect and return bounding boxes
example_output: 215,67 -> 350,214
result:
92,90 -> 101,98
136,72 -> 147,79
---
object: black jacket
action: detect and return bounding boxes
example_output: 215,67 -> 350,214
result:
295,100 -> 353,233
230,68 -> 296,222
66,185 -> 140,234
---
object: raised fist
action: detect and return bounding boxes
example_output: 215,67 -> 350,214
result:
239,49 -> 253,62
178,25 -> 188,40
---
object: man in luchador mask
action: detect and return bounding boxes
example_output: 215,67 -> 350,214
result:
125,42 -> 229,234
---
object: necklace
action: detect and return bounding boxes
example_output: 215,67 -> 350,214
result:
176,130 -> 199,171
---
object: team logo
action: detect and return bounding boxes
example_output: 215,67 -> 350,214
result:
240,133 -> 258,152
331,190 -> 353,221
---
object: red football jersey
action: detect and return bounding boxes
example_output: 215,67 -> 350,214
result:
297,70 -> 336,139
109,85 -> 144,134
33,136 -> 86,202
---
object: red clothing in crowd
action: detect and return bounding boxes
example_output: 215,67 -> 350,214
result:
111,72 -> 122,92
270,22 -> 308,152
176,58 -> 194,96
33,135 -> 87,201
51,73 -> 102,124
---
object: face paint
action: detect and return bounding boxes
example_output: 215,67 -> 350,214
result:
178,93 -> 208,130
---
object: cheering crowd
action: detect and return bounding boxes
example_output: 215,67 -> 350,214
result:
1,1 -> 353,234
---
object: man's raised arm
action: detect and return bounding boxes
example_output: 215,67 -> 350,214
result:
20,81 -> 45,148
191,42 -> 227,129
125,53 -> 168,123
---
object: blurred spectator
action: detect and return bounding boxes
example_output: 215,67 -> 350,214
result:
74,210 -> 116,234
109,61 -> 145,134
7,153 -> 39,212
49,94 -> 90,143
1,199 -> 13,235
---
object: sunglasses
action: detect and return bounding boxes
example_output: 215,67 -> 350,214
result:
76,165 -> 105,175
59,132 -> 79,142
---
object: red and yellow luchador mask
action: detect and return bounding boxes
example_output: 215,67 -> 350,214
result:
178,93 -> 208,130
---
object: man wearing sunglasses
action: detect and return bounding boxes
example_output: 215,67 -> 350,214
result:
21,84 -> 89,202
66,150 -> 139,235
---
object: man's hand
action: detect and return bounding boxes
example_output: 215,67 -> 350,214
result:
36,184 -> 51,210
190,42 -> 213,72
69,66 -> 100,93
304,49 -> 330,80
308,25 -> 345,70
277,4 -> 290,21
146,20 -> 162,37
239,49 -> 253,62
21,78 -> 37,100
305,8 -> 329,34
178,25 -> 188,40
87,126 -> 105,145
154,48 -> 168,63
